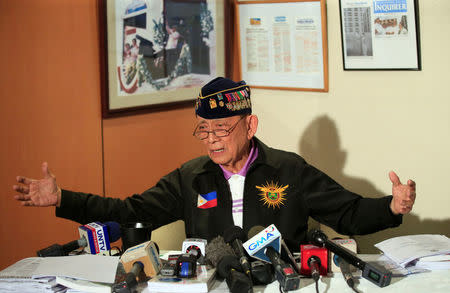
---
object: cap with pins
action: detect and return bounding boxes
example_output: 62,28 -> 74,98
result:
195,77 -> 252,119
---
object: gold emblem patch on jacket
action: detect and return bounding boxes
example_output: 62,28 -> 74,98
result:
255,181 -> 289,209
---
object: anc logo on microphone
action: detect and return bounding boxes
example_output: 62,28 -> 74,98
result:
255,181 -> 289,209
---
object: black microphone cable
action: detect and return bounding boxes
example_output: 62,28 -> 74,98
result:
333,254 -> 360,293
307,256 -> 321,293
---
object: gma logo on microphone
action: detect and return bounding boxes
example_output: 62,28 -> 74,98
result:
247,225 -> 276,251
243,224 -> 281,262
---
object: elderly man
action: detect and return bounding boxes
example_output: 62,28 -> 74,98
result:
13,77 -> 416,250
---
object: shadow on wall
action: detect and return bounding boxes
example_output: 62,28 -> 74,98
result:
299,115 -> 450,253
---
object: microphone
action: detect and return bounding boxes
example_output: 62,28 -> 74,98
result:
247,226 -> 300,273
333,255 -> 355,289
37,221 -> 121,257
300,244 -> 328,276
308,229 -> 392,287
218,256 -> 253,293
182,238 -> 207,258
308,229 -> 364,270
250,260 -> 274,285
205,236 -> 253,293
244,225 -> 300,292
120,240 -> 161,278
182,238 -> 207,264
114,240 -> 161,292
280,238 -> 301,274
79,221 -> 121,254
307,256 -> 321,282
330,238 -> 357,273
223,226 -> 253,283
124,261 -> 144,288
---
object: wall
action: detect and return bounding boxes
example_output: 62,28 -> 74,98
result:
250,0 -> 450,252
1,0 -> 449,271
0,0 -> 104,269
0,0 -> 202,270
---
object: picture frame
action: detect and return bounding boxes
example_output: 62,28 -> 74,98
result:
339,0 -> 421,70
100,0 -> 226,118
235,0 -> 328,92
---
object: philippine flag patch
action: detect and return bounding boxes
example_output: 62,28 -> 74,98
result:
197,191 -> 217,209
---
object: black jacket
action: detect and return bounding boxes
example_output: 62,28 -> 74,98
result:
56,138 -> 401,251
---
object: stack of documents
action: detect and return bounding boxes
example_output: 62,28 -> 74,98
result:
374,234 -> 450,270
0,277 -> 66,293
0,258 -> 65,292
0,255 -> 119,292
414,253 -> 450,270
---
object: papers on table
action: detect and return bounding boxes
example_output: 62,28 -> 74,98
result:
374,234 -> 450,270
0,276 -> 67,293
414,253 -> 450,270
55,276 -> 111,293
359,254 -> 428,276
0,255 -> 119,292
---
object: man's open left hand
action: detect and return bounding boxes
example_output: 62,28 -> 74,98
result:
389,171 -> 416,215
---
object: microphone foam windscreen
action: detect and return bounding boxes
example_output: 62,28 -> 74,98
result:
216,255 -> 242,278
226,270 -> 253,293
223,226 -> 247,243
205,236 -> 236,267
105,221 -> 121,242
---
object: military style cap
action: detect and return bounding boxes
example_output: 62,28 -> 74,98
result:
195,77 -> 252,119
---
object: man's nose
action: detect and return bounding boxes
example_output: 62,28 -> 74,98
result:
206,131 -> 219,143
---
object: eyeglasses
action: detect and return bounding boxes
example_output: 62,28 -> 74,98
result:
193,115 -> 247,140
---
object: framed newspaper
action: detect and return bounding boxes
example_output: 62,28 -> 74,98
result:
100,0 -> 226,118
236,0 -> 329,92
339,0 -> 421,70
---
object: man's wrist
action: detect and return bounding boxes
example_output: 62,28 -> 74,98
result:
56,187 -> 62,208
389,198 -> 399,215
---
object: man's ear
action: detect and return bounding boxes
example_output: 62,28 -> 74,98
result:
247,115 -> 259,139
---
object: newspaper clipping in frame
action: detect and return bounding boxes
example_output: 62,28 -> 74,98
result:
373,0 -> 409,38
238,1 -> 326,90
341,0 -> 419,69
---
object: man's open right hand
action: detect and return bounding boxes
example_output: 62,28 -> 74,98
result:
13,162 -> 61,207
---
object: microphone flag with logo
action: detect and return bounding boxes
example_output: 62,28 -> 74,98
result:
243,224 -> 281,263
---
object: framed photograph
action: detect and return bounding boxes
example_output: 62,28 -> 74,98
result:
236,0 -> 328,92
339,0 -> 421,70
100,0 -> 225,118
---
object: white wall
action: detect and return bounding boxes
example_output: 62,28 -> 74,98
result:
252,0 -> 450,252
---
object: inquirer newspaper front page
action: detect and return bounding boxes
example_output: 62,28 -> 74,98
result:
340,0 -> 420,69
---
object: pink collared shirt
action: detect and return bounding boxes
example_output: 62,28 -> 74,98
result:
219,140 -> 258,179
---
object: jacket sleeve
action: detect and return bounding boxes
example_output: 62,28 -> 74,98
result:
300,162 -> 402,236
55,168 -> 185,228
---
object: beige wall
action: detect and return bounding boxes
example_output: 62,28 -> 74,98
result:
251,0 -> 450,252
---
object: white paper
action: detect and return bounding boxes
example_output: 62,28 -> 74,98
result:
0,255 -> 119,284
38,255 -> 119,283
0,276 -> 59,293
374,234 -> 450,267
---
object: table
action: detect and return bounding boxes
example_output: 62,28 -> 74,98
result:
204,270 -> 450,293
